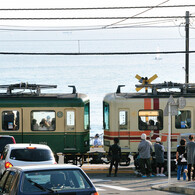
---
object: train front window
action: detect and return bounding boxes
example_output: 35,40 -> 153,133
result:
103,102 -> 109,130
119,111 -> 128,129
2,111 -> 19,131
138,110 -> 163,130
175,110 -> 191,129
31,111 -> 55,131
84,103 -> 90,130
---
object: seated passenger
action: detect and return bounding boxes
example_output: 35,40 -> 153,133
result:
156,116 -> 163,129
148,119 -> 156,130
139,116 -> 147,130
38,119 -> 49,130
149,119 -> 154,125
48,118 -> 55,130
31,119 -> 39,130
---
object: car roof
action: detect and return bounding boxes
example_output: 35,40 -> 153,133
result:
5,143 -> 51,150
0,135 -> 14,138
8,164 -> 81,172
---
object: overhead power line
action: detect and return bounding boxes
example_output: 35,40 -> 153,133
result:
0,4 -> 195,11
0,16 -> 193,20
0,37 -> 187,42
104,0 -> 170,28
0,50 -> 195,56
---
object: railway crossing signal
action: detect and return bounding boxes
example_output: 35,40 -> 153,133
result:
135,74 -> 158,92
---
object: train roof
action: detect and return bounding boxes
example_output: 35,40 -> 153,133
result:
104,82 -> 195,100
0,83 -> 89,107
0,83 -> 87,97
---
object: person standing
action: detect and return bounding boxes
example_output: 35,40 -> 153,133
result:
154,137 -> 165,176
176,139 -> 187,180
138,133 -> 154,177
186,134 -> 195,181
107,137 -> 121,177
93,134 -> 102,147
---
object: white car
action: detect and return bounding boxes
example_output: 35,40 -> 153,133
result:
0,143 -> 56,176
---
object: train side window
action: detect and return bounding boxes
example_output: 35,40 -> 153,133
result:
138,110 -> 163,130
175,110 -> 191,129
67,111 -> 75,126
31,111 -> 55,131
84,103 -> 90,130
66,111 -> 75,130
2,111 -> 19,131
119,111 -> 128,129
103,102 -> 110,130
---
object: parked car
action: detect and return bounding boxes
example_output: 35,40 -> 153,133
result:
0,164 -> 99,195
0,143 -> 56,176
0,135 -> 16,156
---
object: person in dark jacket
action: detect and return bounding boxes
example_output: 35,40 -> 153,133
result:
176,139 -> 187,180
154,137 -> 165,176
107,137 -> 121,177
186,134 -> 195,181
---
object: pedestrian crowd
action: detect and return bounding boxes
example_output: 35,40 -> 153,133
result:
107,133 -> 195,182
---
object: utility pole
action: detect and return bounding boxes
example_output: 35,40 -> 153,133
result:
185,11 -> 189,83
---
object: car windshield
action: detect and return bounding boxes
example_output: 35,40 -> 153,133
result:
10,149 -> 53,161
21,169 -> 92,193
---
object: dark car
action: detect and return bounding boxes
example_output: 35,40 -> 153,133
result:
0,164 -> 99,195
0,135 -> 15,155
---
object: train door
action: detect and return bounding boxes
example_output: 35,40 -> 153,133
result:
0,108 -> 23,142
118,109 -> 130,150
64,109 -> 76,151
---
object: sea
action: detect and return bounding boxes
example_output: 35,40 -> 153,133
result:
0,27 -> 195,137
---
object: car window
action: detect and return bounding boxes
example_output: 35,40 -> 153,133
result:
0,137 -> 15,153
2,171 -> 16,193
22,169 -> 92,193
0,171 -> 9,192
10,149 -> 53,161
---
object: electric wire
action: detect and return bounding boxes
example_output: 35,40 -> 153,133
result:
0,37 -> 189,42
104,0 -> 170,28
0,16 -> 193,20
0,50 -> 195,56
0,4 -> 194,11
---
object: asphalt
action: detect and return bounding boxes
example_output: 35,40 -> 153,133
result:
151,179 -> 195,195
81,164 -> 195,195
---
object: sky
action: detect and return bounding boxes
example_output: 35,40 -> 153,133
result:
0,0 -> 195,28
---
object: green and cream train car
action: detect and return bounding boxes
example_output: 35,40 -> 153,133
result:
0,83 -> 90,163
103,82 -> 195,165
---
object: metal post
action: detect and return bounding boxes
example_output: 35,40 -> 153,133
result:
185,11 -> 189,83
168,102 -> 171,184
